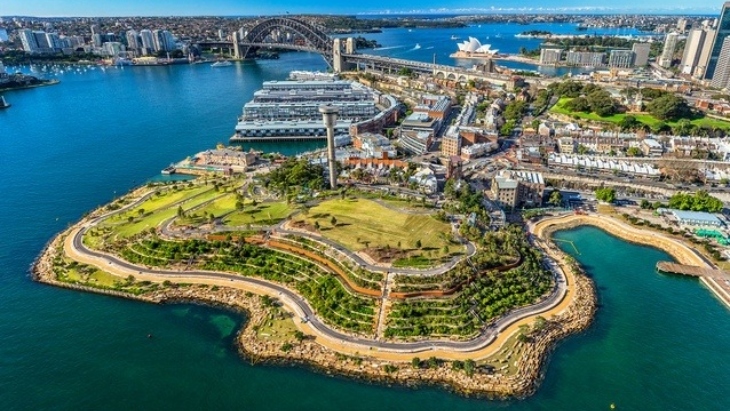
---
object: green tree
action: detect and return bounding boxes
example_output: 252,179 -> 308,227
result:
464,359 -> 476,377
415,239 -> 422,249
411,357 -> 421,368
595,187 -> 616,203
646,94 -> 690,121
626,147 -> 643,157
330,216 -> 337,226
548,190 -> 563,207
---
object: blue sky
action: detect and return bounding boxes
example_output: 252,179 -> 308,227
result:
1,0 -> 724,16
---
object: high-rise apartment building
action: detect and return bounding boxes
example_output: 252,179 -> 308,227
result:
19,29 -> 38,52
632,43 -> 651,67
705,2 -> 730,79
659,32 -> 679,68
539,48 -> 563,65
139,29 -> 154,55
126,30 -> 140,54
609,49 -> 634,68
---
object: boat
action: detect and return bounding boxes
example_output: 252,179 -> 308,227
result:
413,43 -> 421,50
0,96 -> 10,109
450,35 -> 461,40
211,60 -> 233,67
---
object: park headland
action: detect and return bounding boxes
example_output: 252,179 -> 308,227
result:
34,147 -> 730,398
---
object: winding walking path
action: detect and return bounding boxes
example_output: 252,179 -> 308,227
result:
59,191 -> 578,360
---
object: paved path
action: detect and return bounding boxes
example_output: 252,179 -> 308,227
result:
65,192 -> 573,357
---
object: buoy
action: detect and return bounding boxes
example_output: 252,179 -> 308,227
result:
147,334 -> 153,339
610,404 -> 616,410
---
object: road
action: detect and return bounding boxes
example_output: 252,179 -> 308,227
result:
66,190 -> 572,355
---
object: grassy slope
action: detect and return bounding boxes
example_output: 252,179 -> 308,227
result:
300,199 -> 451,253
550,97 -> 730,130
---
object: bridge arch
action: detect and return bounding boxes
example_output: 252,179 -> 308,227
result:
243,17 -> 333,65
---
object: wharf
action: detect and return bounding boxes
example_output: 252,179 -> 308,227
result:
656,261 -> 730,308
229,135 -> 326,142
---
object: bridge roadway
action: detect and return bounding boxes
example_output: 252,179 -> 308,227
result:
67,189 -> 569,355
343,53 -> 513,82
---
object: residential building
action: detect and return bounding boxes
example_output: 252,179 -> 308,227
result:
565,51 -> 605,66
705,2 -> 730,79
398,130 -> 432,155
641,138 -> 664,157
558,136 -> 576,154
102,42 -> 125,57
659,32 -> 679,68
491,170 -> 545,209
609,49 -> 634,68
19,29 -> 38,52
139,29 -> 154,55
357,133 -> 396,159
632,43 -> 651,67
441,132 -> 461,157
539,48 -> 563,65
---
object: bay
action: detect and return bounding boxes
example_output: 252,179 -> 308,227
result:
1,24 -> 728,410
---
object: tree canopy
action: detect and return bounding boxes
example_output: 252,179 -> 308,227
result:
667,191 -> 723,213
645,94 -> 690,121
595,187 -> 616,203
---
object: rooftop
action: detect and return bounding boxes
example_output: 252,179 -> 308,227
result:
671,210 -> 722,224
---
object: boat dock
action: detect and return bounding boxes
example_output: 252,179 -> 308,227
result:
656,261 -> 730,308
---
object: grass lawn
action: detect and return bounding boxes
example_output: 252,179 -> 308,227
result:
133,185 -> 213,214
550,97 -> 730,131
256,311 -> 299,343
299,199 -> 452,254
224,201 -> 293,226
100,190 -> 224,239
66,266 -> 120,287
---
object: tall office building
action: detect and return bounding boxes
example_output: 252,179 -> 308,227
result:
681,28 -> 707,75
705,2 -> 730,79
696,28 -> 717,78
632,43 -> 651,67
710,37 -> 730,88
659,32 -> 679,68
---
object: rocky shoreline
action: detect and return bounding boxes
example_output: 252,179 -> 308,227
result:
30,207 -> 599,399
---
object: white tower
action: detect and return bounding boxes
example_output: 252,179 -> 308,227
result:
319,104 -> 340,189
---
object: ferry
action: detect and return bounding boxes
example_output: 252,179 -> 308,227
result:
0,95 -> 10,109
211,60 -> 233,67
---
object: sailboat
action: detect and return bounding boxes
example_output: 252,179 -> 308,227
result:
0,95 -> 10,109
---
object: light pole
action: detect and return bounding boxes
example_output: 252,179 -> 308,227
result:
319,104 -> 340,189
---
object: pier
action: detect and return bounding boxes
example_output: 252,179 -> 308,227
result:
656,261 -> 730,308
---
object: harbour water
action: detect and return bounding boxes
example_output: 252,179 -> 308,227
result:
1,25 -> 728,409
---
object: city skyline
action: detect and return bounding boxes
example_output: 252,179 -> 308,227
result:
1,0 -> 726,17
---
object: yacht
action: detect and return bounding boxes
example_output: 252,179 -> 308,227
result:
211,60 -> 233,67
0,95 -> 10,109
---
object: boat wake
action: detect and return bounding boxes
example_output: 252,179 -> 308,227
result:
373,45 -> 407,51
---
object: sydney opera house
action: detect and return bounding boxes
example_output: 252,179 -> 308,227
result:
450,36 -> 499,59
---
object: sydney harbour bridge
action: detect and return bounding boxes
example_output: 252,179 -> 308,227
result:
197,17 -> 511,85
